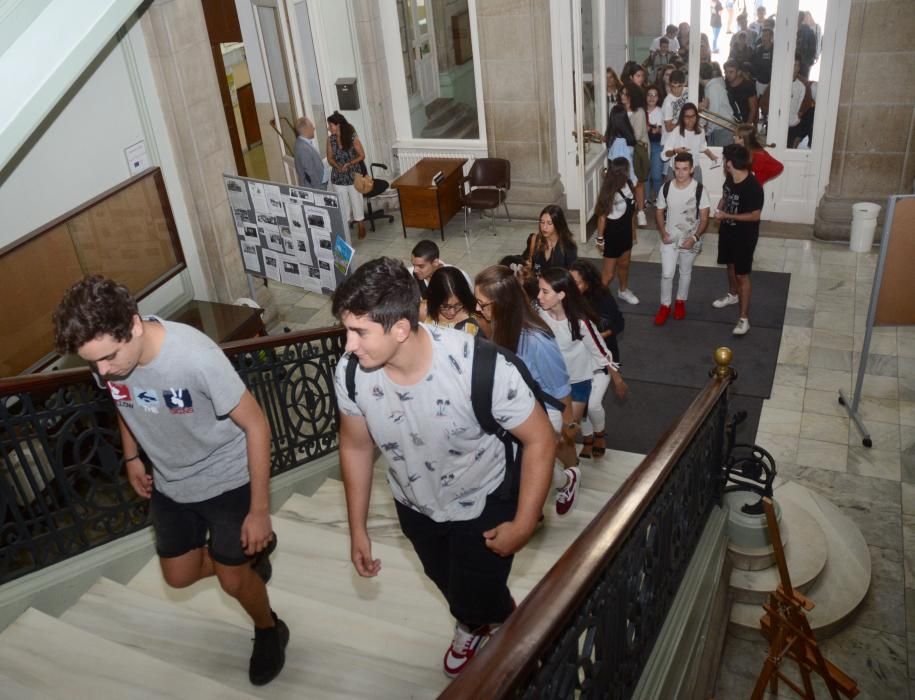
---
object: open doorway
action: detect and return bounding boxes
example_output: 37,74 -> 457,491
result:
202,0 -> 269,180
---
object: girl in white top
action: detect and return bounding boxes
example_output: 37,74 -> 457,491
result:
661,102 -> 719,183
536,267 -> 617,436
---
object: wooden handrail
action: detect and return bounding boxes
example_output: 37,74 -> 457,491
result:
0,325 -> 345,396
440,365 -> 735,699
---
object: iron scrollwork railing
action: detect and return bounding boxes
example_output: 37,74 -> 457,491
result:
0,327 -> 345,586
441,354 -> 735,700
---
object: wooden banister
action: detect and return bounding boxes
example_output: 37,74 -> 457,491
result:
440,363 -> 734,699
0,325 -> 345,396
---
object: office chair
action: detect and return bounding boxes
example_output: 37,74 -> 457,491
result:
459,158 -> 511,234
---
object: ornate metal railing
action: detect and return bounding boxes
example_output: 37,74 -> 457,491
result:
0,327 -> 345,586
440,351 -> 736,700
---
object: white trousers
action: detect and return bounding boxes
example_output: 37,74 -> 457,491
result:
580,369 -> 611,436
333,183 -> 365,225
659,240 -> 699,306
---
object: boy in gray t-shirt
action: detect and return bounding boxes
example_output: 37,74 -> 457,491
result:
332,257 -> 555,678
53,276 -> 287,687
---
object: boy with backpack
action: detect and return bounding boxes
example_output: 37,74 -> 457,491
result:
332,257 -> 554,678
653,152 -> 711,325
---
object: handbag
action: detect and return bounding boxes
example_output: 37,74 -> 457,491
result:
353,172 -> 374,195
633,141 -> 650,182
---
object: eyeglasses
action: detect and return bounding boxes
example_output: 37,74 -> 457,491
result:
476,299 -> 494,311
440,302 -> 464,313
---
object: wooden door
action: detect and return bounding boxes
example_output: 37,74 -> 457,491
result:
237,83 -> 262,147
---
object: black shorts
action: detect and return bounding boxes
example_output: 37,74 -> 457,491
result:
603,216 -> 634,259
150,482 -> 251,566
717,229 -> 759,275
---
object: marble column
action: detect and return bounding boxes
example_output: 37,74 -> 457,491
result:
814,0 -> 915,241
476,0 -> 563,218
140,0 -> 275,315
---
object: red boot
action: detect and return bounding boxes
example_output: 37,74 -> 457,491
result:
654,305 -> 671,326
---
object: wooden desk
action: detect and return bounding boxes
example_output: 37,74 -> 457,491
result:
170,300 -> 266,343
391,158 -> 467,241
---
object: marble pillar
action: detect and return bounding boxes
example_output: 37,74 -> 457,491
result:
815,0 -> 915,241
140,0 -> 274,314
476,0 -> 564,218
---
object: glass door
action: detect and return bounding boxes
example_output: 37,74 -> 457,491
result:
252,0 -> 305,183
286,0 -> 331,157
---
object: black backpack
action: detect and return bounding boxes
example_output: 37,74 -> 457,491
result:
660,179 -> 705,222
344,334 -> 563,497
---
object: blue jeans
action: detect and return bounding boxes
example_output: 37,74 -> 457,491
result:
649,141 -> 664,201
712,26 -> 721,52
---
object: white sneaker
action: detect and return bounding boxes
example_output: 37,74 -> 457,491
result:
555,466 -> 581,516
443,623 -> 491,678
733,318 -> 750,335
636,210 -> 648,227
712,293 -> 739,309
618,288 -> 640,305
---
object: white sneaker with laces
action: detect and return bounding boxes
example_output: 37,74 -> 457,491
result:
618,288 -> 640,305
555,466 -> 581,516
712,293 -> 739,309
733,318 -> 750,335
636,210 -> 648,227
443,623 -> 491,678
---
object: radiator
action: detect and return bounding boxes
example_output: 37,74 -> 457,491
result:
393,146 -> 488,176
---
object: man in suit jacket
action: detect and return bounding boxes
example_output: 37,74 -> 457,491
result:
293,117 -> 324,189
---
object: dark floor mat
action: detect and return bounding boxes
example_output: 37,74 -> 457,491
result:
580,259 -> 791,329
602,379 -> 763,456
617,314 -> 782,399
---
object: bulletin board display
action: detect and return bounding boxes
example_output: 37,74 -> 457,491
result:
224,175 -> 354,295
0,168 -> 185,376
874,195 -> 915,326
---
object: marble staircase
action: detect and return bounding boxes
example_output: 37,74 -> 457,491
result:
727,480 -> 872,640
0,451 -> 642,699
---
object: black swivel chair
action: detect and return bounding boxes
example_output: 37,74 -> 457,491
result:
360,162 -> 395,232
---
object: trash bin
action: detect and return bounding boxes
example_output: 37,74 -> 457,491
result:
849,202 -> 881,252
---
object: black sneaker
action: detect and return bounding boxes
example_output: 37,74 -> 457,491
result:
250,532 -> 277,584
249,611 -> 289,686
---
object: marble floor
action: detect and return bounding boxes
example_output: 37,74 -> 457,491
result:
265,210 -> 915,699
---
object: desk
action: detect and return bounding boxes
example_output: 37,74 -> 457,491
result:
170,300 -> 266,343
391,158 -> 467,241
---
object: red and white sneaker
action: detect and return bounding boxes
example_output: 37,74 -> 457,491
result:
555,466 -> 581,516
443,623 -> 491,678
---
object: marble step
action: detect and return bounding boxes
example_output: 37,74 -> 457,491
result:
0,608 -> 256,699
62,578 -> 443,699
728,495 -> 828,604
292,479 -> 612,559
729,481 -> 871,640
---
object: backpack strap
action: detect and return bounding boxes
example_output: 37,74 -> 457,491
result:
695,182 -> 704,219
470,336 -> 502,438
345,353 -> 358,403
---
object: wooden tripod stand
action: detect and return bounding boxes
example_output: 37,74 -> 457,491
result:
750,498 -> 859,699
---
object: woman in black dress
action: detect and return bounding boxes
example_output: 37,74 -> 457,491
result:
521,205 -> 578,277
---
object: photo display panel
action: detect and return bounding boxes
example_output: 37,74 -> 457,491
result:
224,174 -> 354,295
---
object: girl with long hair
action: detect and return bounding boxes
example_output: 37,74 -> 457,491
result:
595,157 -> 639,305
605,104 -> 637,182
521,205 -> 578,277
474,265 -> 581,515
606,66 -> 621,107
661,102 -> 719,182
536,268 -> 618,468
326,111 -> 367,239
426,267 -> 486,337
568,260 -> 628,459
620,82 -> 650,227
733,122 -> 784,186
645,84 -> 665,205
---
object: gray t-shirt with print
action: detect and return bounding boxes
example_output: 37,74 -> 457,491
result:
334,324 -> 536,522
102,319 -> 249,503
